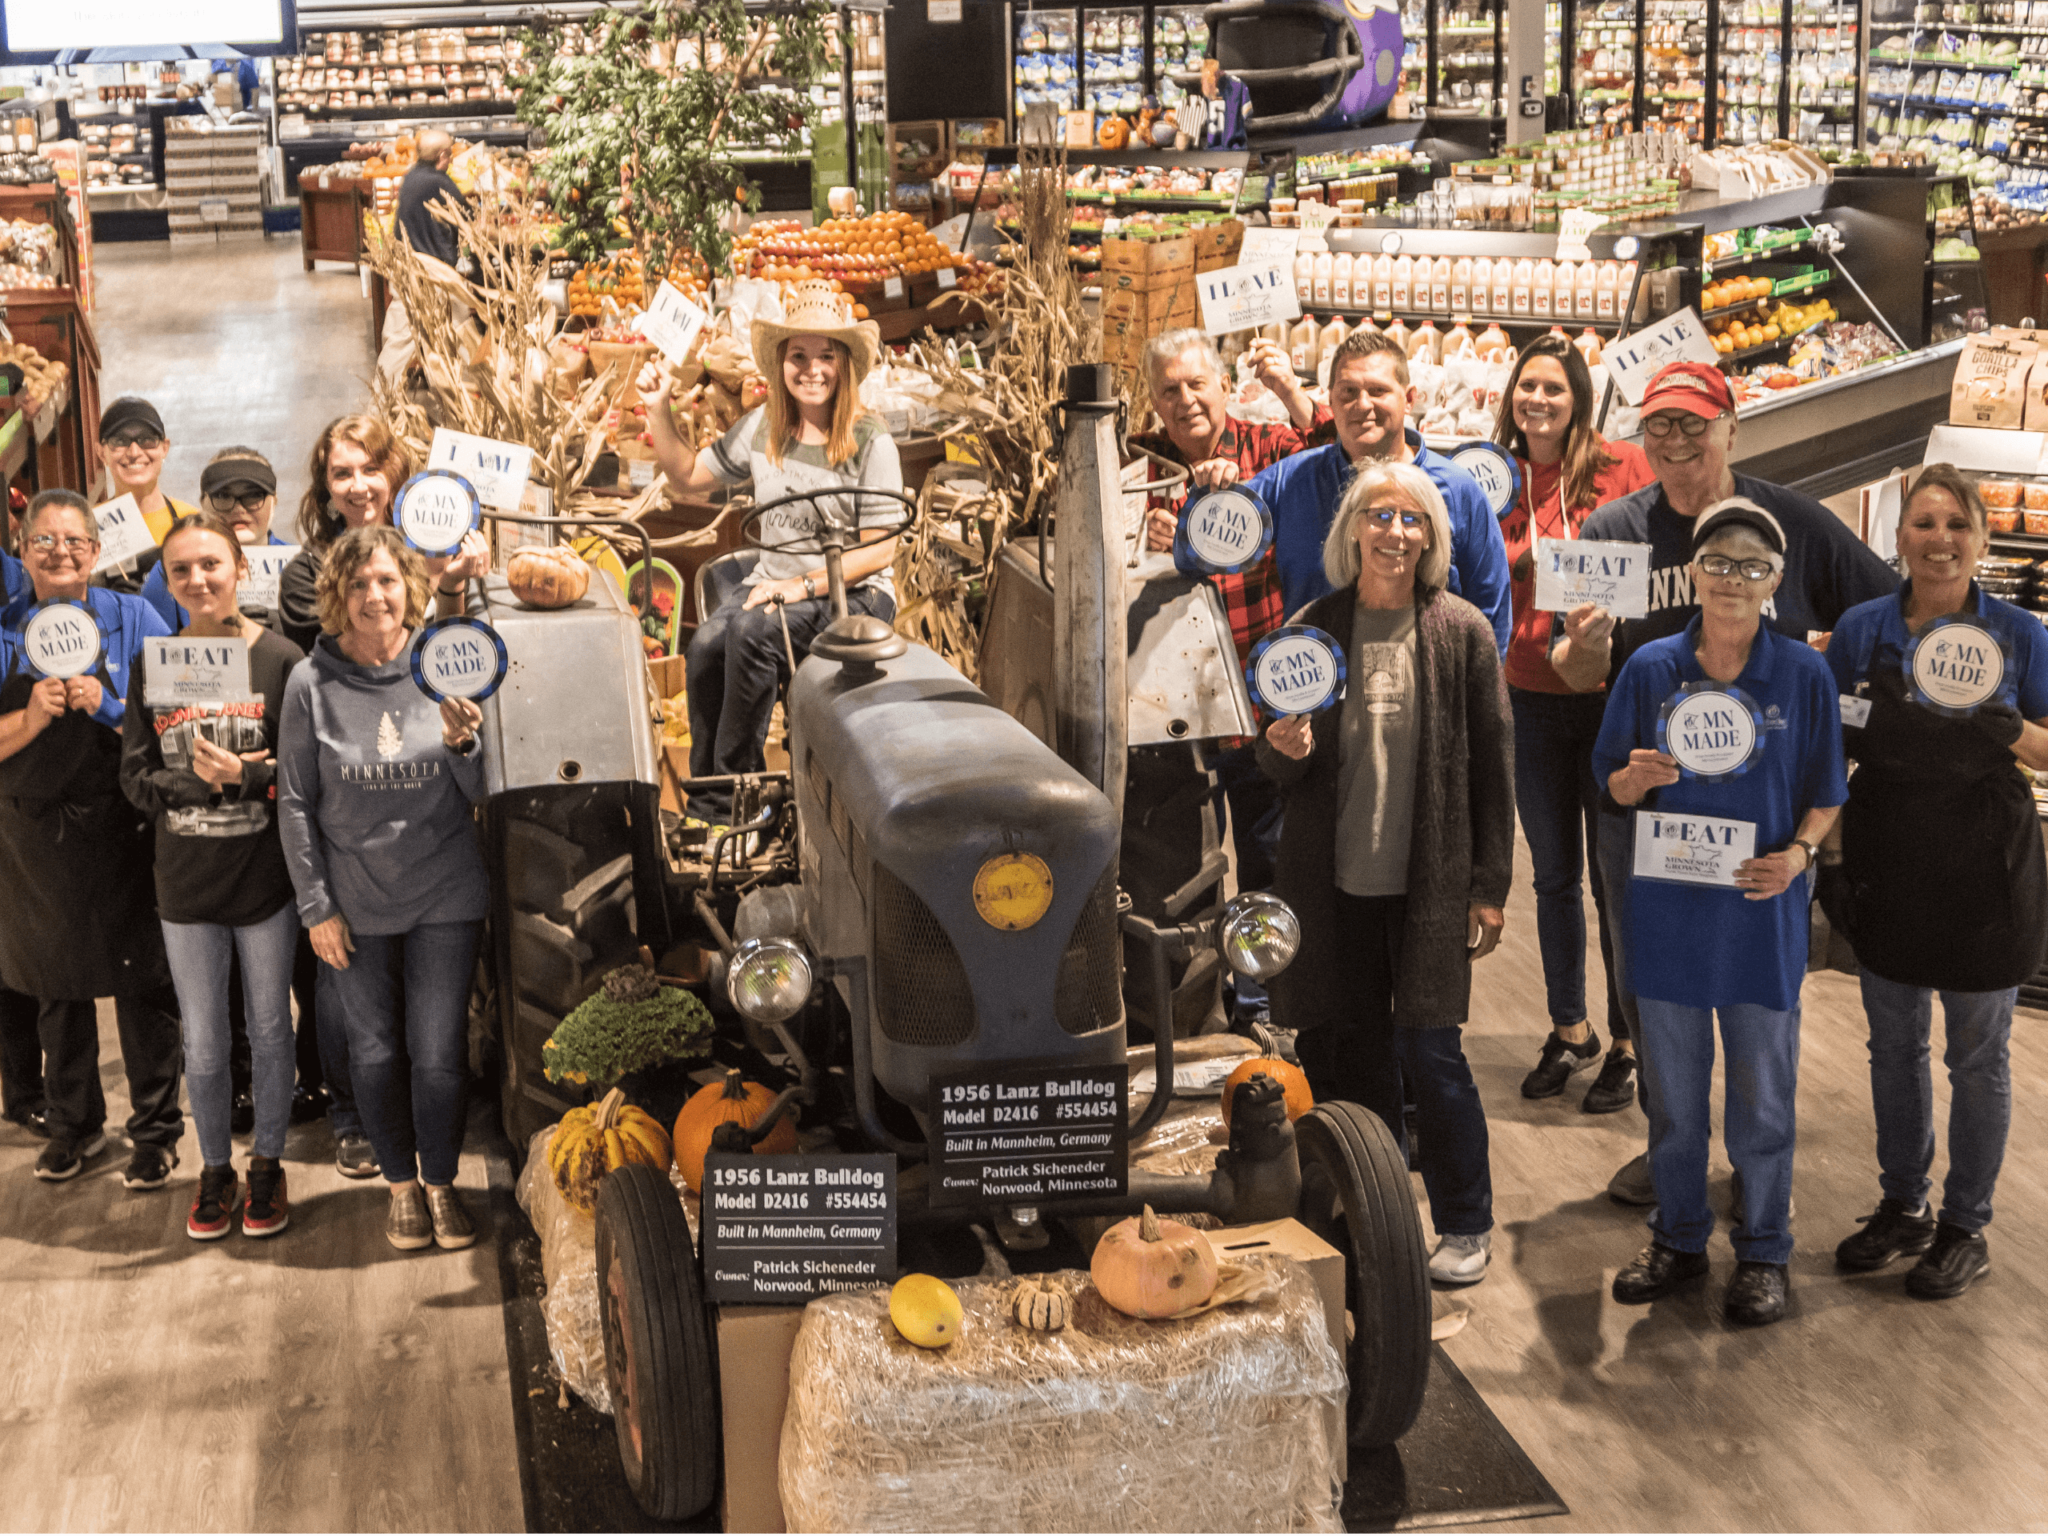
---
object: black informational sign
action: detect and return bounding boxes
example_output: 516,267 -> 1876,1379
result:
929,1062 -> 1129,1208
700,1152 -> 897,1306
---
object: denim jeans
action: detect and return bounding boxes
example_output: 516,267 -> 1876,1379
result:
1635,998 -> 1801,1264
162,903 -> 300,1166
329,920 -> 481,1186
1859,972 -> 2014,1235
1510,687 -> 1626,1037
314,958 -> 361,1138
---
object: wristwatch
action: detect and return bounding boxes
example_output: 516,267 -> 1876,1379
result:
1790,838 -> 1819,870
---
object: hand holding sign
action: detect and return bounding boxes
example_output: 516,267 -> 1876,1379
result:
1246,625 -> 1346,719
641,281 -> 709,367
411,615 -> 509,704
1657,683 -> 1765,781
1267,713 -> 1314,759
440,696 -> 483,750
395,471 -> 482,556
1534,538 -> 1652,619
20,600 -> 105,681
1904,616 -> 2010,717
1178,486 -> 1273,575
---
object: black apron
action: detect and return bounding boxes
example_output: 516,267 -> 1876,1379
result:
1834,656 -> 2048,992
0,654 -> 169,1000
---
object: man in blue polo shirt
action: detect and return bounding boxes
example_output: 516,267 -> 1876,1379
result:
1179,327 -> 1512,654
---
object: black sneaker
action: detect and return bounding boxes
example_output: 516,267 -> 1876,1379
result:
1580,1049 -> 1638,1115
242,1157 -> 290,1239
34,1132 -> 108,1182
1725,1260 -> 1789,1325
3,1106 -> 49,1138
1613,1241 -> 1710,1303
335,1133 -> 379,1179
188,1165 -> 238,1241
289,1086 -> 331,1125
1906,1223 -> 1990,1300
1521,1031 -> 1602,1099
1835,1197 -> 1936,1272
122,1143 -> 179,1190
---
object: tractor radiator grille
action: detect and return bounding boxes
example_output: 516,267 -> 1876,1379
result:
1054,863 -> 1124,1036
873,863 -> 976,1047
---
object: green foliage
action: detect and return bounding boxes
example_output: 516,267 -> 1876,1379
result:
542,979 -> 715,1086
514,0 -> 834,276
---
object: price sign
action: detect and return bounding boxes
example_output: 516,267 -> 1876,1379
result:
426,430 -> 534,515
936,265 -> 958,291
1177,485 -> 1273,574
1245,624 -> 1345,718
929,1062 -> 1129,1208
1905,615 -> 2009,716
241,543 -> 299,614
883,275 -> 906,300
93,492 -> 158,574
1656,681 -> 1765,781
639,280 -> 708,366
1447,441 -> 1521,518
410,615 -> 509,702
701,1152 -> 898,1305
19,599 -> 104,681
1603,307 -> 1723,407
199,198 -> 230,222
395,470 -> 482,555
144,636 -> 251,707
1197,260 -> 1300,336
1532,537 -> 1652,618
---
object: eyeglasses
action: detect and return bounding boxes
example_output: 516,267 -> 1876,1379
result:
1365,506 -> 1423,528
28,533 -> 97,555
1643,412 -> 1724,439
1696,553 -> 1777,582
103,431 -> 165,451
207,490 -> 270,515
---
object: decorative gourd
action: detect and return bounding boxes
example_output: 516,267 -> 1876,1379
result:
1220,1057 -> 1314,1130
890,1273 -> 963,1348
1012,1274 -> 1073,1332
672,1068 -> 798,1191
1091,1204 -> 1219,1318
507,544 -> 591,608
1096,115 -> 1131,151
547,1087 -> 674,1213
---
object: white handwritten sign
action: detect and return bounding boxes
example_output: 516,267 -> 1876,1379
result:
1603,308 -> 1723,406
1633,809 -> 1757,888
640,280 -> 708,367
427,429 -> 534,515
411,616 -> 509,703
1238,226 -> 1300,267
396,470 -> 482,555
145,636 -> 252,706
20,600 -> 104,680
1906,617 -> 2007,715
1198,260 -> 1301,337
1533,537 -> 1652,618
93,492 -> 158,574
242,543 -> 299,614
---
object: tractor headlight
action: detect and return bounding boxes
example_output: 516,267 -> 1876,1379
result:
727,937 -> 814,1023
1216,892 -> 1301,981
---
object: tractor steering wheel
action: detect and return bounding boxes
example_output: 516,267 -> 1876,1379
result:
738,485 -> 918,558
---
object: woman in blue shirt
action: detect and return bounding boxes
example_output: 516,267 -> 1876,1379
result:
1592,500 -> 1847,1327
1822,464 -> 2048,1300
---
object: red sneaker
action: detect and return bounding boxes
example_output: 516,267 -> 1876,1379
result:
188,1165 -> 238,1241
242,1157 -> 290,1238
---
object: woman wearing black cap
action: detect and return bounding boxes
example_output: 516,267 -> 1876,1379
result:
95,398 -> 197,592
141,448 -> 292,632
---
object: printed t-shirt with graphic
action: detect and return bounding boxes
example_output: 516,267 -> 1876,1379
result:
1501,442 -> 1655,692
704,406 -> 902,598
1335,603 -> 1420,898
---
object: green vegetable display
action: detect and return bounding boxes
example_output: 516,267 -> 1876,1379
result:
543,963 -> 715,1086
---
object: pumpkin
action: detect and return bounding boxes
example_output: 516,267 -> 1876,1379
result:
1220,1057 -> 1314,1130
1092,1204 -> 1219,1318
547,1087 -> 674,1213
673,1068 -> 798,1191
890,1273 -> 963,1348
507,544 -> 591,608
1012,1274 -> 1072,1332
1097,114 -> 1130,150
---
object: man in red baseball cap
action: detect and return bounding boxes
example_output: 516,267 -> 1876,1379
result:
1547,356 -> 1897,1207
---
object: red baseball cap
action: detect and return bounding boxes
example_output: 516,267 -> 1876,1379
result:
1640,360 -> 1735,419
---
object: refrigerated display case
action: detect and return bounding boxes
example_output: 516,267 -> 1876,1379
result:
1083,7 -> 1147,119
1150,5 -> 1209,108
1790,0 -> 1861,147
1573,0 -> 1642,128
1645,0 -> 1710,137
1720,0 -> 1787,142
1014,7 -> 1080,121
1435,2 -> 1505,115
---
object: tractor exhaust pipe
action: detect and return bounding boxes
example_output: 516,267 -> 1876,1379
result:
1051,363 -> 1128,823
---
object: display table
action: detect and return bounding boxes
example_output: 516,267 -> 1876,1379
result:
299,175 -> 368,270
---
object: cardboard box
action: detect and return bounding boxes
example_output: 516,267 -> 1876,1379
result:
1100,262 -> 1199,295
1102,282 -> 1197,326
717,1304 -> 808,1533
1100,232 -> 1195,276
1206,1217 -> 1346,1363
1195,252 -> 1239,275
1192,217 -> 1246,260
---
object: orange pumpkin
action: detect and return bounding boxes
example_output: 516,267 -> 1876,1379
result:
507,544 -> 591,608
547,1087 -> 674,1213
1219,1057 -> 1314,1130
1091,1204 -> 1218,1318
1096,115 -> 1131,151
673,1068 -> 798,1190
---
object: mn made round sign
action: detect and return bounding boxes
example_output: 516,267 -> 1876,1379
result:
1656,681 -> 1764,781
1904,615 -> 2007,717
410,616 -> 508,703
19,599 -> 105,681
1246,624 -> 1346,717
1448,441 -> 1522,520
1177,485 -> 1274,575
394,470 -> 482,556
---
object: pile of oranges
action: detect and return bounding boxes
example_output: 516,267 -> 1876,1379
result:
1701,273 -> 1777,312
1702,272 -> 1786,354
733,212 -> 967,289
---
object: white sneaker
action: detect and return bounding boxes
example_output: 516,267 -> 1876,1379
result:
1428,1231 -> 1491,1286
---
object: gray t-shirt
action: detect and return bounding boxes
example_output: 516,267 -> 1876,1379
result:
703,405 -> 902,598
1335,604 -> 1419,898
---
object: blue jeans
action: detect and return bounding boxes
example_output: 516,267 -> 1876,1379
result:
1510,687 -> 1626,1038
315,958 -> 361,1138
162,904 -> 300,1166
1860,972 -> 2014,1235
329,920 -> 481,1186
1635,998 -> 1801,1264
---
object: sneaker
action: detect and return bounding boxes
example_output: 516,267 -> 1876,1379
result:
34,1132 -> 108,1182
3,1106 -> 49,1138
188,1165 -> 239,1241
1835,1197 -> 1935,1272
386,1185 -> 435,1251
1428,1231 -> 1491,1286
1613,1241 -> 1710,1303
242,1157 -> 290,1239
1724,1260 -> 1789,1325
424,1184 -> 477,1250
335,1133 -> 379,1179
1607,1151 -> 1656,1206
1521,1030 -> 1602,1099
1580,1050 -> 1638,1115
122,1143 -> 179,1190
1906,1223 -> 1990,1300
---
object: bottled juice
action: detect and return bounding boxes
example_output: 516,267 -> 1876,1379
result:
1444,318 -> 1476,357
1510,257 -> 1535,318
1408,319 -> 1443,365
1552,259 -> 1576,318
1384,314 -> 1411,353
1576,262 -> 1599,319
1290,312 -> 1321,374
1450,256 -> 1473,312
1593,260 -> 1620,322
1620,260 -> 1642,322
1392,254 -> 1415,310
1476,321 -> 1512,361
1317,314 -> 1350,386
1471,257 -> 1493,315
1430,256 -> 1451,313
1313,249 -> 1335,306
1295,249 -> 1316,305
1490,259 -> 1512,316
1532,258 -> 1556,319
1575,327 -> 1605,367
1372,253 -> 1394,310
1332,251 -> 1354,308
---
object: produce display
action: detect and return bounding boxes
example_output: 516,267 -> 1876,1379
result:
567,253 -> 645,318
276,25 -> 519,114
1011,1274 -> 1074,1332
541,960 -> 714,1087
672,1068 -> 798,1191
0,336 -> 71,418
505,543 -> 593,608
547,1086 -> 675,1214
731,212 -> 995,317
0,218 -> 60,290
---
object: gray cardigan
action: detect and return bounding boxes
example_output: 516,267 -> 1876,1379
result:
1255,586 -> 1516,1031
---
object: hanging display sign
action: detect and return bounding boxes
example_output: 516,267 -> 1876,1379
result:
1197,260 -> 1301,336
1904,615 -> 2009,716
701,1152 -> 898,1305
1656,681 -> 1765,781
394,470 -> 482,555
1448,441 -> 1521,519
18,599 -> 104,681
1177,485 -> 1274,574
1245,625 -> 1346,717
409,615 -> 509,703
1533,538 -> 1653,618
929,1062 -> 1129,1208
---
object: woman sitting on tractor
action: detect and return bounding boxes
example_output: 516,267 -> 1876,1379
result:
647,281 -> 903,828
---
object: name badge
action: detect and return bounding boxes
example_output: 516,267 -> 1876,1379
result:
1904,615 -> 2008,717
1840,693 -> 1872,728
1633,809 -> 1758,888
145,636 -> 252,707
19,599 -> 104,681
1448,441 -> 1521,519
242,544 -> 300,614
1533,537 -> 1652,619
1177,485 -> 1273,575
410,615 -> 509,702
1245,624 -> 1345,717
394,470 -> 482,557
1656,681 -> 1765,781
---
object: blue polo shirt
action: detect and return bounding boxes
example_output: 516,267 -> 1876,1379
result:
1225,426 -> 1512,654
0,585 -> 169,731
1,549 -> 25,605
139,529 -> 292,629
1592,616 -> 1848,1011
1826,580 -> 2048,719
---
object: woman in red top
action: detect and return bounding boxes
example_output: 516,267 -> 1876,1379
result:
1491,334 -> 1655,1113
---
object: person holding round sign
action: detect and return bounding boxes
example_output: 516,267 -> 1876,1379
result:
1256,461 -> 1515,1289
276,526 -> 491,1253
1591,500 -> 1847,1327
1822,464 -> 2048,1301
0,490 -> 185,1188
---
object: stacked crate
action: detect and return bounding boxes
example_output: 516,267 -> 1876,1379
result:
165,124 -> 266,247
1100,230 -> 1196,372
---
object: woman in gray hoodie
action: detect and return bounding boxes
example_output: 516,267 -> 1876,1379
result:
277,525 -> 488,1252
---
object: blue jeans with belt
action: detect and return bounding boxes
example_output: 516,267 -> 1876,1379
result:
1859,972 -> 2014,1234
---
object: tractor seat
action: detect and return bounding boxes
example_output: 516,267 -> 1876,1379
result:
695,548 -> 763,623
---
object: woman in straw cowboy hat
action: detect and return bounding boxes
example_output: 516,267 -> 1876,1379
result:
647,280 -> 904,826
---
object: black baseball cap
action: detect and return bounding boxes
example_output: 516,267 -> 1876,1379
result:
200,456 -> 277,499
98,396 -> 166,442
1692,498 -> 1786,557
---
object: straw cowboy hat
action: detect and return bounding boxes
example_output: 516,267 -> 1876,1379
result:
750,279 -> 882,386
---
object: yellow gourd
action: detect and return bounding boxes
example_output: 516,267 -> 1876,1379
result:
547,1087 -> 674,1213
890,1273 -> 963,1348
